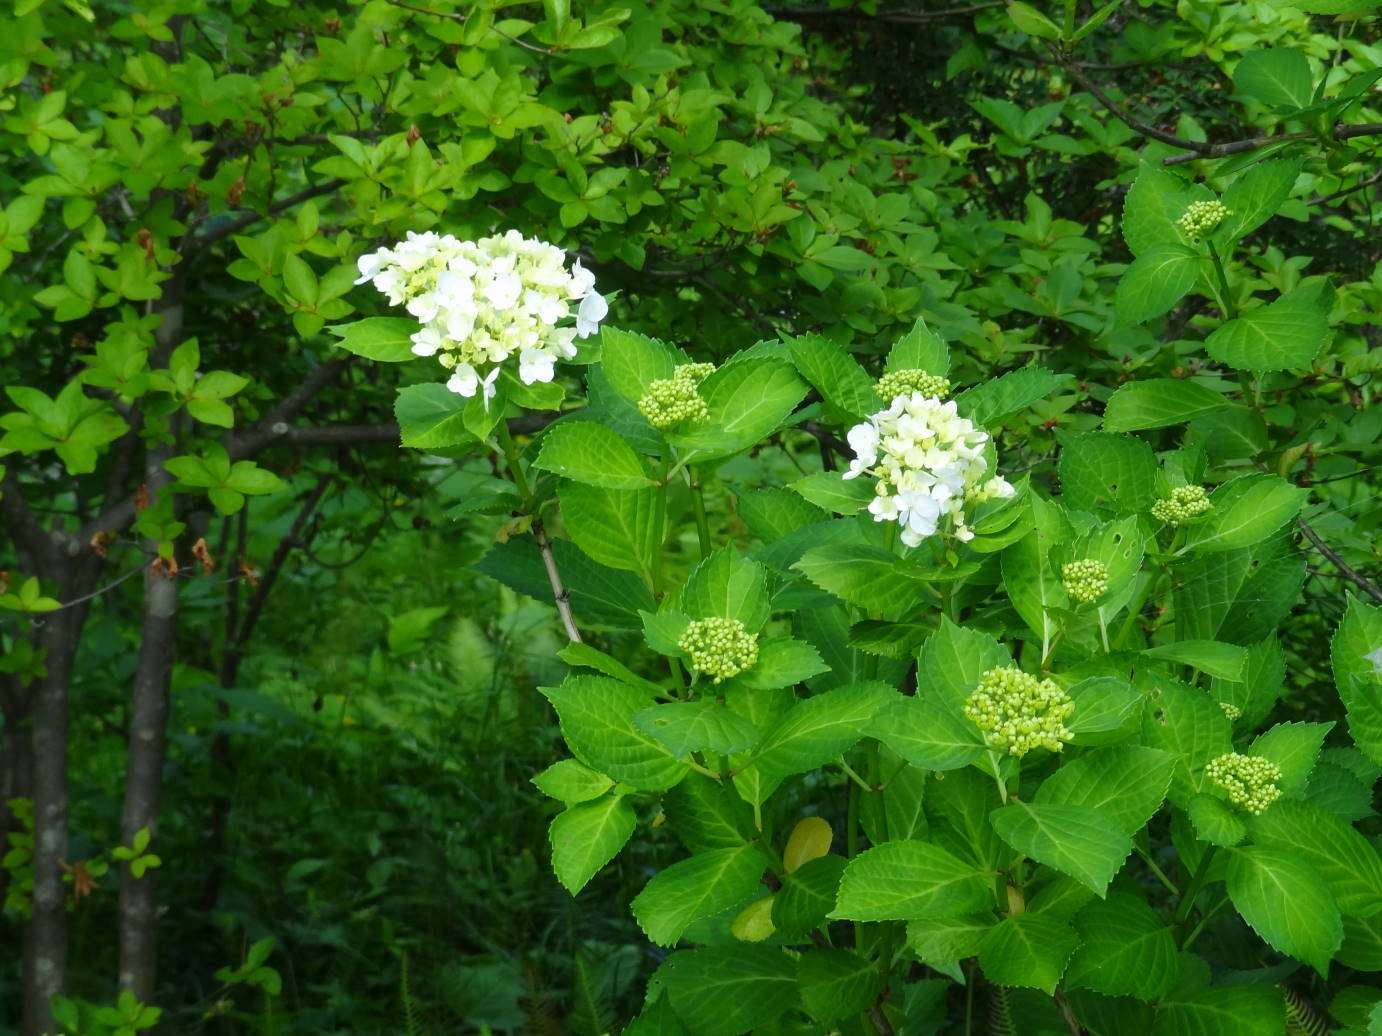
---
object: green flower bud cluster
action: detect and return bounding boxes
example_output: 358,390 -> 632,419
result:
1177,200 -> 1230,237
1151,485 -> 1212,525
638,364 -> 713,428
1205,752 -> 1282,815
1218,701 -> 1241,722
963,665 -> 1075,757
678,617 -> 758,683
876,368 -> 951,403
1061,558 -> 1108,604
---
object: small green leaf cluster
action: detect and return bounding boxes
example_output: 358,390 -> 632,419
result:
677,617 -> 759,683
1151,484 -> 1212,525
1060,557 -> 1108,604
637,364 -> 713,428
963,665 -> 1075,756
1205,752 -> 1283,815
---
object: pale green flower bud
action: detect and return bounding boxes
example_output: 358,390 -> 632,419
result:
1061,558 -> 1108,604
1218,701 -> 1241,722
1205,752 -> 1282,815
639,376 -> 710,428
1151,485 -> 1212,525
1177,200 -> 1230,237
673,362 -> 715,385
678,617 -> 758,683
963,665 -> 1074,757
876,369 -> 951,404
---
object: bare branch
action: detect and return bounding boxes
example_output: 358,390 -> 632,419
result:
1297,517 -> 1382,604
1163,122 -> 1382,166
1061,61 -> 1210,154
182,178 -> 347,257
533,518 -> 582,643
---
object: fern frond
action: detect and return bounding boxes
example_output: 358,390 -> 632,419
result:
989,984 -> 1017,1036
566,950 -> 615,1036
1282,985 -> 1329,1036
399,951 -> 424,1036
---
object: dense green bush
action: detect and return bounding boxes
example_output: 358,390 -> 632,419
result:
2,0 -> 1380,1031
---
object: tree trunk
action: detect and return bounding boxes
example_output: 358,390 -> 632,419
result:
0,676 -> 35,918
117,282 -> 185,1001
22,589 -> 87,1036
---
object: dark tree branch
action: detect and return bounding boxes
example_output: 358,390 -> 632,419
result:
1297,517 -> 1382,603
767,3 -> 1005,22
1163,122 -> 1382,166
182,178 -> 347,257
1,469 -> 59,573
1061,60 -> 1210,153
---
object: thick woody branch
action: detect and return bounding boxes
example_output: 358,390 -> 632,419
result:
1061,61 -> 1209,153
1,469 -> 58,572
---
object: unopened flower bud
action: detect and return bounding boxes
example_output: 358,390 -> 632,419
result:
876,369 -> 951,404
1218,701 -> 1241,722
1062,558 -> 1108,604
1151,485 -> 1212,525
1177,200 -> 1230,237
638,375 -> 709,428
1205,752 -> 1281,815
964,665 -> 1074,757
678,617 -> 758,683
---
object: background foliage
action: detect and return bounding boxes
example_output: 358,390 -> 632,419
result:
1,0 -> 1380,1032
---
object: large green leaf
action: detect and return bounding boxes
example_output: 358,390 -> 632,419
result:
1219,157 -> 1302,243
1249,800 -> 1382,918
772,854 -> 846,936
1225,845 -> 1342,975
1204,291 -> 1328,371
1001,497 -> 1069,647
1123,163 -> 1209,256
549,795 -> 636,894
557,481 -> 665,585
660,946 -> 795,1035
797,948 -> 883,1025
1150,984 -> 1286,1035
670,357 -> 807,461
664,774 -> 755,853
1057,432 -> 1160,515
1114,244 -> 1201,324
1179,474 -> 1306,554
1248,720 -> 1330,795
1035,746 -> 1173,836
906,915 -> 994,967
1232,48 -> 1313,110
634,701 -> 760,760
1332,596 -> 1382,766
1065,893 -> 1179,999
978,914 -> 1078,995
887,315 -> 950,375
794,543 -> 928,619
915,617 -> 1010,714
748,681 -> 897,778
1139,675 -> 1233,806
533,420 -> 652,489
1142,641 -> 1246,681
865,698 -> 985,770
785,332 -> 879,420
631,844 -> 767,946
990,802 -> 1131,895
540,675 -> 688,790
955,366 -> 1067,426
736,638 -> 830,690
394,382 -> 473,449
679,546 -> 771,631
1102,379 -> 1229,432
328,316 -> 419,361
831,839 -> 992,921
599,326 -> 684,405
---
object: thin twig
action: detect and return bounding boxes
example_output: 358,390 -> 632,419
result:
1163,122 -> 1382,166
45,564 -> 147,612
182,178 -> 347,257
1310,168 -> 1382,206
1062,60 -> 1210,154
1297,516 -> 1382,603
532,518 -> 582,643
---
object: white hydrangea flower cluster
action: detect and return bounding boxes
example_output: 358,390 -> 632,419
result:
354,229 -> 608,408
843,392 -> 1015,546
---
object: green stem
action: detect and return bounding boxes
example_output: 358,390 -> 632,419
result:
493,418 -> 532,506
1207,241 -> 1237,321
1114,568 -> 1161,650
1175,845 -> 1217,938
847,778 -> 862,950
1097,608 -> 1110,654
985,750 -> 1009,804
689,467 -> 712,559
1134,843 -> 1180,896
1180,894 -> 1229,952
839,756 -> 872,792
